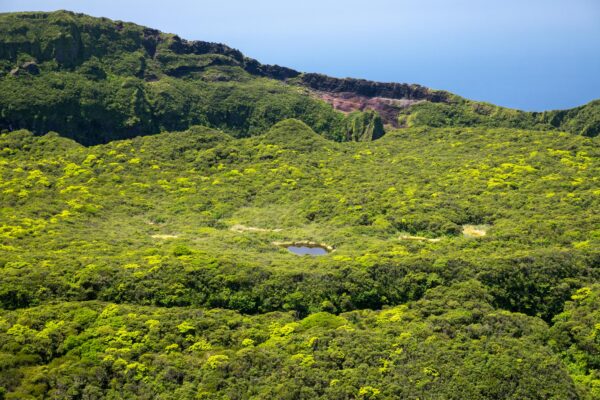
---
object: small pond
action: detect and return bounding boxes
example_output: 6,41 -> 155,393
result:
286,245 -> 330,256
273,240 -> 333,256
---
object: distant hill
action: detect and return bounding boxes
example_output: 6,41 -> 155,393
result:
0,10 -> 598,144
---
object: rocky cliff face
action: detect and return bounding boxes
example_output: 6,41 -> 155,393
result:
294,74 -> 451,126
308,90 -> 422,127
166,36 -> 302,80
299,73 -> 450,102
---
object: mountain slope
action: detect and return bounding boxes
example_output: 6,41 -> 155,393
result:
0,11 -> 376,144
0,10 -> 598,146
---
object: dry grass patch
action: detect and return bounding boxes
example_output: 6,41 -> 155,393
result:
399,235 -> 442,243
230,224 -> 282,233
462,225 -> 490,238
151,234 -> 179,240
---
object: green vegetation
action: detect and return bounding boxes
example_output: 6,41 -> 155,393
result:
399,97 -> 600,137
0,9 -> 599,400
0,282 -> 582,399
342,111 -> 385,141
1,121 -> 598,398
1,10 -> 598,146
0,10 -> 390,144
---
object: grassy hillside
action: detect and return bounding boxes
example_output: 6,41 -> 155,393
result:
398,96 -> 600,137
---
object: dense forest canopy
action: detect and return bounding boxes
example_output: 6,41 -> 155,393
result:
0,10 -> 599,400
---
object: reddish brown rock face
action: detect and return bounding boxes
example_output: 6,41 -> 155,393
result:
311,90 -> 422,127
295,73 -> 452,127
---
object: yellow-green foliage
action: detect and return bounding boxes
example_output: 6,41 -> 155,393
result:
0,123 -> 597,397
0,281 -> 582,399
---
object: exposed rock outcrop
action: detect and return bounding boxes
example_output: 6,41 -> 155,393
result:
21,61 -> 40,74
166,35 -> 300,80
167,35 -> 244,62
243,59 -> 300,80
296,74 -> 451,126
311,90 -> 422,126
9,61 -> 40,76
300,73 -> 450,103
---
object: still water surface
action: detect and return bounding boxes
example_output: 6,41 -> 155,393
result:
287,245 -> 329,256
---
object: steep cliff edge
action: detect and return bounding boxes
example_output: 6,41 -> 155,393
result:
0,10 -> 597,143
298,73 -> 449,102
291,74 -> 451,127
